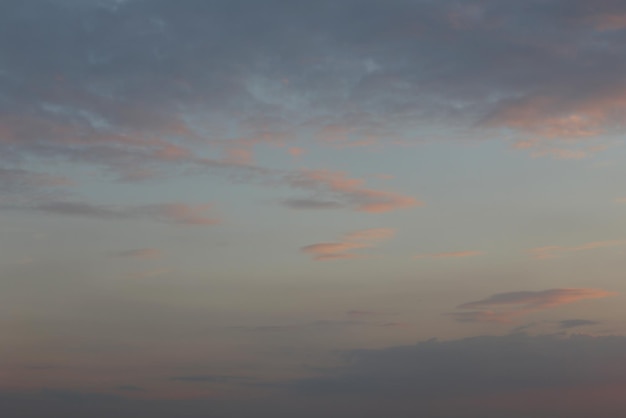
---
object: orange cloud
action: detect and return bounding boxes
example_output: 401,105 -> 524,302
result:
450,288 -> 616,324
528,240 -> 624,259
414,250 -> 485,259
289,169 -> 421,213
301,228 -> 395,261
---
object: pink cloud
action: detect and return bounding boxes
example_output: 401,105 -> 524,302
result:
414,250 -> 485,259
458,289 -> 615,310
344,228 -> 396,242
487,89 -> 626,159
156,203 -> 220,225
513,141 -> 612,160
289,169 -> 421,213
222,148 -> 254,165
450,288 -> 616,324
301,228 -> 395,261
151,144 -> 193,161
486,96 -> 609,138
288,147 -> 305,157
528,240 -> 624,259
301,242 -> 368,261
590,13 -> 626,31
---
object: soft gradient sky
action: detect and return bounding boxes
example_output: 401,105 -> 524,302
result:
2,1 -> 626,417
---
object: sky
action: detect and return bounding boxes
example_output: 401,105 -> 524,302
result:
2,0 -> 626,417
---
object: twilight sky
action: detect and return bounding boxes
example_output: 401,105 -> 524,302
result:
2,1 -> 626,417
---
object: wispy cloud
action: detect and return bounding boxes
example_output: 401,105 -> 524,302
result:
170,375 -> 254,384
414,250 -> 485,259
2,0 -> 626,184
288,170 -> 421,213
346,310 -> 397,317
17,201 -> 220,226
528,240 -> 624,259
111,248 -> 164,260
301,228 -> 395,261
558,319 -> 600,329
450,288 -> 616,323
125,268 -> 172,280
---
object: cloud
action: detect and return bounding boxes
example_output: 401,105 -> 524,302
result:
414,250 -> 485,259
111,248 -> 163,259
301,228 -> 395,261
450,288 -> 616,323
282,198 -> 343,210
288,147 -> 306,157
229,320 -> 364,334
287,333 -> 626,416
528,240 -> 625,259
2,0 -> 626,183
446,311 -> 515,324
346,310 -> 396,317
558,319 -> 600,329
16,201 -> 220,225
125,268 -> 172,280
0,168 -> 73,192
170,375 -> 254,384
115,385 -> 144,392
9,334 -> 626,417
458,288 -> 615,310
287,170 -> 420,213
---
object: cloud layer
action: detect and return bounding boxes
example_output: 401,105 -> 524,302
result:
3,0 -> 626,185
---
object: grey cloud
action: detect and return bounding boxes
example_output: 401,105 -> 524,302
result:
0,167 -> 73,194
36,389 -> 124,403
282,198 -> 344,210
9,200 -> 219,225
289,333 -> 626,398
114,385 -> 144,392
111,248 -> 163,259
230,320 -> 364,333
559,319 -> 600,329
6,333 -> 626,417
449,288 -> 614,323
170,375 -> 253,384
2,0 -> 625,179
